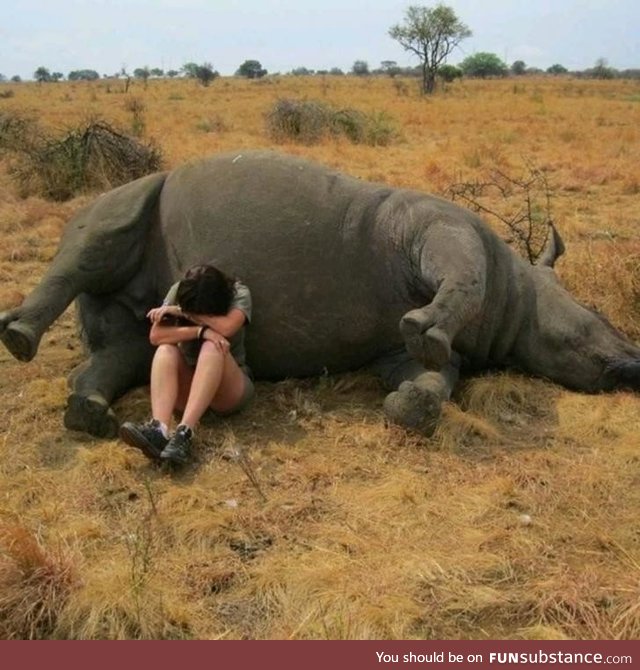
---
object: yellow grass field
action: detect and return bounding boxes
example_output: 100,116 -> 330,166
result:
0,74 -> 640,639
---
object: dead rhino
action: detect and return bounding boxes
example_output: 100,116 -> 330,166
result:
1,150 -> 638,438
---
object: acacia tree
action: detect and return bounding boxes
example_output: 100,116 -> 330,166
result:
182,62 -> 219,86
34,66 -> 52,83
389,4 -> 471,94
236,60 -> 267,79
547,63 -> 568,75
351,60 -> 370,76
460,52 -> 508,78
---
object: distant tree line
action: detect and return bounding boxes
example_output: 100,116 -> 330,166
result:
336,56 -> 640,81
7,55 -> 636,88
2,13 -> 637,94
1,3 -> 637,89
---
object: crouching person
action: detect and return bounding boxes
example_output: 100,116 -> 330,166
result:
120,263 -> 254,466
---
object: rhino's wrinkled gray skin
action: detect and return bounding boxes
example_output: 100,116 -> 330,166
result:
1,150 -> 639,438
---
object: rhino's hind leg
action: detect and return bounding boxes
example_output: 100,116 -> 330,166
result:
65,391 -> 119,439
64,338 -> 154,438
371,349 -> 460,436
64,294 -> 155,438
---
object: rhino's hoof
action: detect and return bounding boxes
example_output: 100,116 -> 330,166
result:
383,381 -> 442,436
1,321 -> 38,362
64,393 -> 119,439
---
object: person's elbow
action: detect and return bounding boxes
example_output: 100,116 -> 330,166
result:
149,324 -> 163,346
216,312 -> 246,338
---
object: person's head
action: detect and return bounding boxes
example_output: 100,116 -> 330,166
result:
176,264 -> 235,315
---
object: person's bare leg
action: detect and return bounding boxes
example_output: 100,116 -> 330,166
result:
209,353 -> 249,415
162,343 -> 249,465
179,341 -> 226,428
150,344 -> 191,428
120,343 -> 191,461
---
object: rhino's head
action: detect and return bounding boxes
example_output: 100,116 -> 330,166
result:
514,227 -> 640,393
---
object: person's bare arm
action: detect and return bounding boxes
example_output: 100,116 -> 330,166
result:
183,308 -> 247,339
148,311 -> 233,353
149,320 -> 200,346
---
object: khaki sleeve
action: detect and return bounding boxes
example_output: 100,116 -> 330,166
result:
231,281 -> 252,323
162,282 -> 180,306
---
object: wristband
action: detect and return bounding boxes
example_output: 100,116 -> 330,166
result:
198,326 -> 209,341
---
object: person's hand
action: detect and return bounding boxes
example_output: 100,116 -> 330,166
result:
203,329 -> 230,353
147,305 -> 182,323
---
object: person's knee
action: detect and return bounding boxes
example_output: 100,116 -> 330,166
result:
154,343 -> 181,363
199,340 -> 226,358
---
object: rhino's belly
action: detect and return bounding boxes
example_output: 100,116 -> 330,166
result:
245,305 -> 404,378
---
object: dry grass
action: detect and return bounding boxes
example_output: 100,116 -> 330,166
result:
1,75 -> 640,639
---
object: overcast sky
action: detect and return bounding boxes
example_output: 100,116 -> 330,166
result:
1,0 -> 638,79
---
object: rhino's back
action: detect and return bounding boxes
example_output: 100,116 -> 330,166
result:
154,151 -> 405,378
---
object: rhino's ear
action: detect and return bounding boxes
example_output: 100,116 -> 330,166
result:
537,222 -> 565,268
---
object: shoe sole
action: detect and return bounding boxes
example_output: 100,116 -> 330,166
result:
119,423 -> 164,461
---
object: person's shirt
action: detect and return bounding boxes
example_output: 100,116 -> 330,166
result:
162,280 -> 252,373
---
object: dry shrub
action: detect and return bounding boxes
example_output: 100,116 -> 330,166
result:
9,120 -> 163,201
266,99 -> 332,144
0,524 -> 76,639
446,161 -> 555,264
0,111 -> 39,153
266,98 -> 400,146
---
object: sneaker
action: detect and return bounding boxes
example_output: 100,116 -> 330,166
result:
160,424 -> 193,466
119,419 -> 168,461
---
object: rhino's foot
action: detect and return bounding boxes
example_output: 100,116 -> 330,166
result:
383,381 -> 442,436
0,320 -> 38,362
401,318 -> 451,371
64,392 -> 119,439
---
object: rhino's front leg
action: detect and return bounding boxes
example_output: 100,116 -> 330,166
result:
400,311 -> 451,372
370,349 -> 460,436
400,275 -> 484,371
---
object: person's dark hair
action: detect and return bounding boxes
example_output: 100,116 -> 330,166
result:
176,264 -> 235,315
